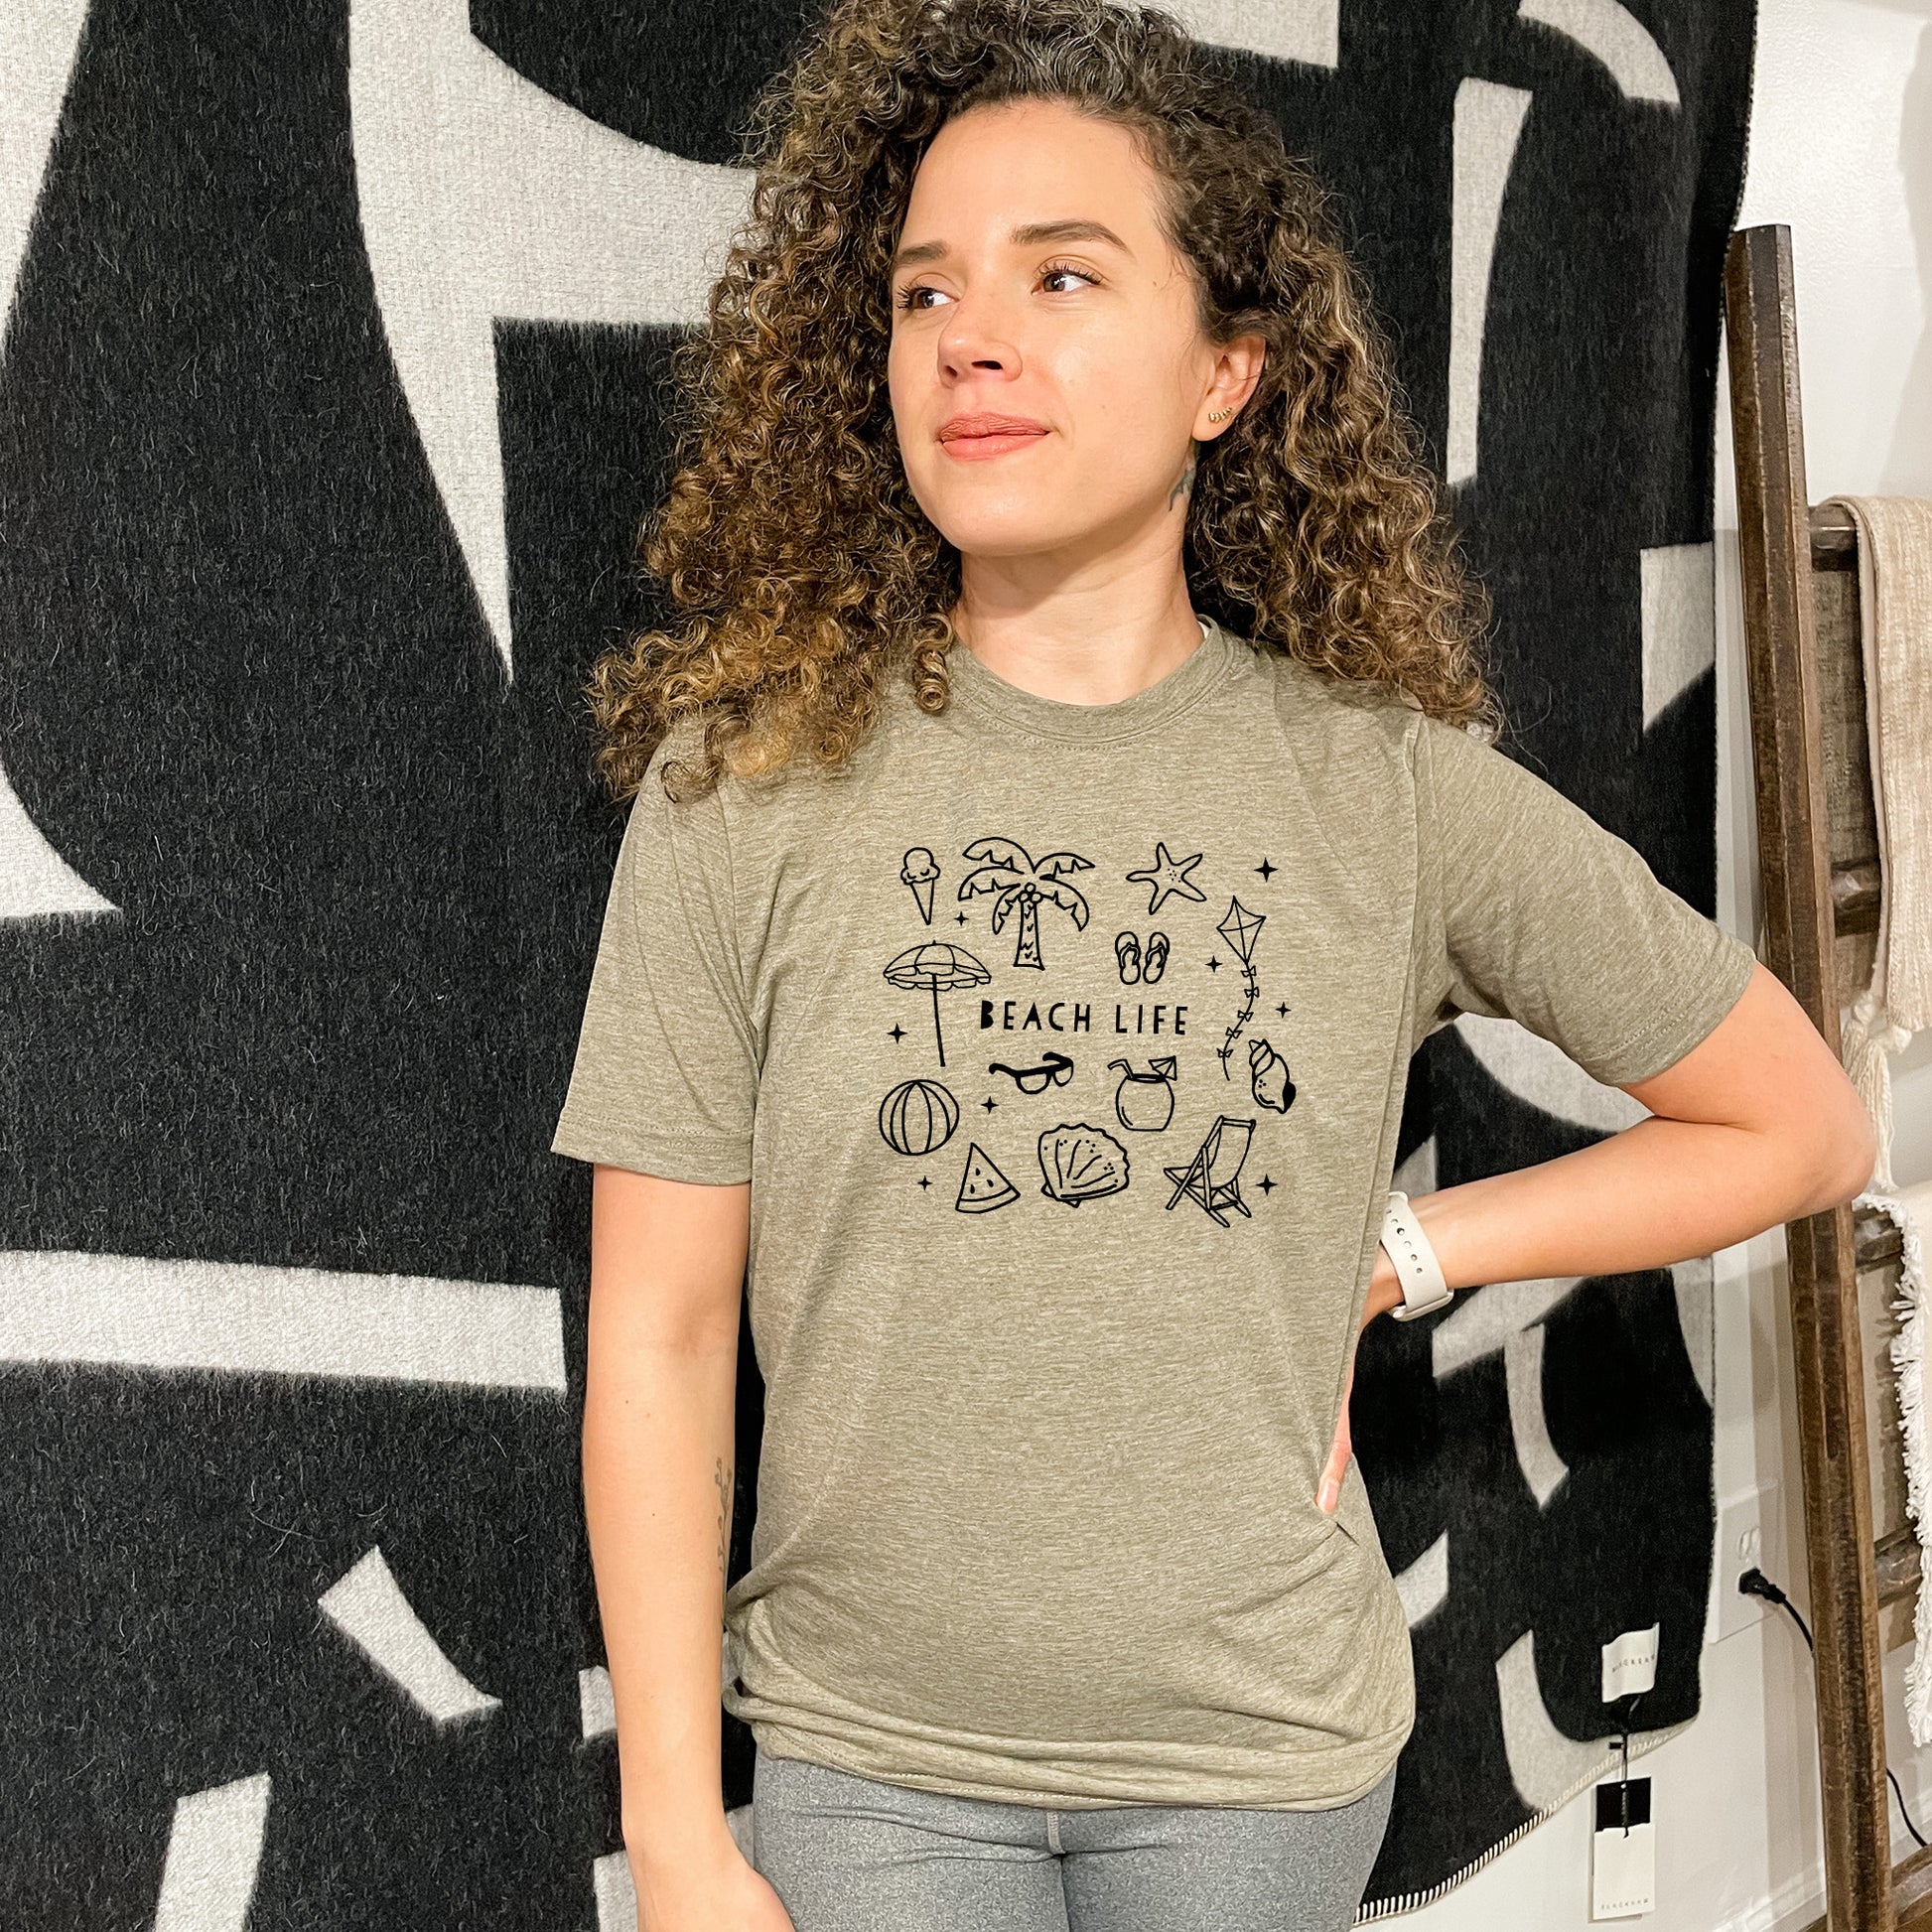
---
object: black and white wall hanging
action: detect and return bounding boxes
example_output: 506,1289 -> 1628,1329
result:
0,0 -> 1754,1922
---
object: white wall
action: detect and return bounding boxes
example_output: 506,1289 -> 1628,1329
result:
1408,3 -> 1932,1925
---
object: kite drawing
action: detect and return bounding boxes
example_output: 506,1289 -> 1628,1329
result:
1109,1055 -> 1177,1132
1164,1116 -> 1257,1225
1248,1036 -> 1296,1114
899,847 -> 940,924
955,1141 -> 1021,1213
958,837 -> 1093,970
1214,897 -> 1265,1078
882,941 -> 991,1068
1113,929 -> 1171,985
1125,842 -> 1206,916
1036,1122 -> 1131,1206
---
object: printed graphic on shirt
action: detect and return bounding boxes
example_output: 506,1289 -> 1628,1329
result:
899,846 -> 941,925
957,837 -> 1094,969
1164,1116 -> 1257,1224
882,940 -> 991,1067
1036,1122 -> 1131,1207
1109,1056 -> 1177,1131
1213,897 -> 1266,1079
879,1077 -> 960,1155
1247,1037 -> 1297,1114
877,839 -> 1293,1223
1124,842 -> 1205,914
1112,929 -> 1170,983
954,1141 -> 1020,1212
988,1050 -> 1075,1094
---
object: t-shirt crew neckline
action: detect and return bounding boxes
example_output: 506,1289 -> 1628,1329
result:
943,613 -> 1239,744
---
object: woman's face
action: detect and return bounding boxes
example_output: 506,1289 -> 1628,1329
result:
887,98 -> 1256,573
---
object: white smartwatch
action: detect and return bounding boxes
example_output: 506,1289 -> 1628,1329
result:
1380,1190 -> 1452,1321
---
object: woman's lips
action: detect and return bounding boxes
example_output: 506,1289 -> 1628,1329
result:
938,428 -> 1048,461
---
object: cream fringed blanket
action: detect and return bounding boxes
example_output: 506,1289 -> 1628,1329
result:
1819,494 -> 1932,1741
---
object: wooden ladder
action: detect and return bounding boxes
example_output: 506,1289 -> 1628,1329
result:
1725,219 -> 1924,1932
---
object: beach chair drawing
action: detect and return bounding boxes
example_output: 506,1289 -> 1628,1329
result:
1163,1115 -> 1256,1225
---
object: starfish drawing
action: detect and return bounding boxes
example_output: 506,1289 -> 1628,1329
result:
1125,842 -> 1206,915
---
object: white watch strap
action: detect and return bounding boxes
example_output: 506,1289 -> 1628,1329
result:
1381,1190 -> 1452,1321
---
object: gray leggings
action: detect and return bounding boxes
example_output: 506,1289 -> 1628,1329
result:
750,1748 -> 1396,1932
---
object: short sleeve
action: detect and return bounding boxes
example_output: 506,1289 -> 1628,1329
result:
1416,713 -> 1758,1087
550,753 -> 759,1182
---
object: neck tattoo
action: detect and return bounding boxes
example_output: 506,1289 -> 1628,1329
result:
1167,444 -> 1197,512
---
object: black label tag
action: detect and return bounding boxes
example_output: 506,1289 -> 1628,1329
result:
1594,1776 -> 1652,1831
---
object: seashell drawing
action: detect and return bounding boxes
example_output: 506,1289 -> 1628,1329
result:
1036,1121 -> 1131,1206
1248,1035 -> 1296,1115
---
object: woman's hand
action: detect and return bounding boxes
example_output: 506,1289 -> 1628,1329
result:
630,1828 -> 797,1931
1317,1251 -> 1404,1514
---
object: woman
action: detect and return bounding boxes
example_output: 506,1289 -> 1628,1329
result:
552,1 -> 1874,1926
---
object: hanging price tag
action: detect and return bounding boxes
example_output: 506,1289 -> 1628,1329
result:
1590,1776 -> 1654,1919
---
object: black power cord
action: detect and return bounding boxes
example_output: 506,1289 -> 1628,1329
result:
1740,1565 -> 1927,1850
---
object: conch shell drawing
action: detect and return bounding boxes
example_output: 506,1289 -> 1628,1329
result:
1248,1035 -> 1296,1114
1109,1055 -> 1177,1132
1036,1122 -> 1131,1206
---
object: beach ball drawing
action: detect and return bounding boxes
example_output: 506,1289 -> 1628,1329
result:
879,1078 -> 960,1156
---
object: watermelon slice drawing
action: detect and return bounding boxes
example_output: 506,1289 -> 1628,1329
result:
954,1141 -> 1020,1213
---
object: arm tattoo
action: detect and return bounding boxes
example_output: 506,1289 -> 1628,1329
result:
714,1454 -> 733,1584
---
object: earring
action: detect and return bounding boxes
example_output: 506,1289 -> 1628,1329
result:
1207,407 -> 1234,422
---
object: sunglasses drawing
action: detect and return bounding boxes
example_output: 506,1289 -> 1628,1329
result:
988,1051 -> 1076,1094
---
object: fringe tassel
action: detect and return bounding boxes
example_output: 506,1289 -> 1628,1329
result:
1869,1186 -> 1932,1747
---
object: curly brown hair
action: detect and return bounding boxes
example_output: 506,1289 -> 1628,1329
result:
586,0 -> 1502,804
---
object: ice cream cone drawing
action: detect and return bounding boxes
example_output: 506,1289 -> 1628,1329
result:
900,847 -> 940,924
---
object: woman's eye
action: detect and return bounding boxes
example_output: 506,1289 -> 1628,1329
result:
894,263 -> 1098,313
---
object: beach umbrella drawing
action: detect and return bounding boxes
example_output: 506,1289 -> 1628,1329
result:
883,941 -> 991,1068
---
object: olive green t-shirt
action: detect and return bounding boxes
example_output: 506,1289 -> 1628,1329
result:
551,614 -> 1757,1811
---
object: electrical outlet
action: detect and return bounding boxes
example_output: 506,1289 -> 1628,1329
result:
1712,1481 -> 1784,1644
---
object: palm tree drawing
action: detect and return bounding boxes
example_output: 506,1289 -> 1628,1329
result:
958,837 -> 1094,970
